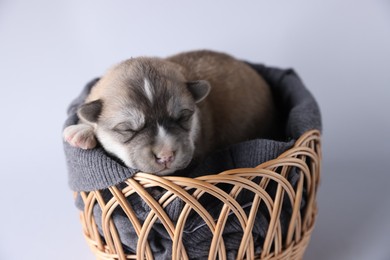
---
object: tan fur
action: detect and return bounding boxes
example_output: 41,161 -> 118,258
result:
167,50 -> 275,158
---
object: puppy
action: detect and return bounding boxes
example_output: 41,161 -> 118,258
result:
63,50 -> 275,175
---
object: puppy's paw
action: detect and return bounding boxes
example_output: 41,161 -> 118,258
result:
63,124 -> 97,149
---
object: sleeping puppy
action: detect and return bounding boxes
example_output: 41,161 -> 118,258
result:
63,50 -> 275,175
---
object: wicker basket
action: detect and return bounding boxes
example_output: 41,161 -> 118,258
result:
65,63 -> 322,259
76,129 -> 321,260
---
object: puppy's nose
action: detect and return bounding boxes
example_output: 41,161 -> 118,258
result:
155,151 -> 175,165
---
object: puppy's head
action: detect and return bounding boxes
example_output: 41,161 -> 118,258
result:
78,58 -> 210,175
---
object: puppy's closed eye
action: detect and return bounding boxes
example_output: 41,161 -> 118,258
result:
177,109 -> 194,123
113,122 -> 139,134
176,109 -> 194,131
113,122 -> 145,144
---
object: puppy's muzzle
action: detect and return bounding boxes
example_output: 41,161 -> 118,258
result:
154,150 -> 175,166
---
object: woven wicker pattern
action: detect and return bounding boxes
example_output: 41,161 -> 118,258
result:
77,130 -> 321,260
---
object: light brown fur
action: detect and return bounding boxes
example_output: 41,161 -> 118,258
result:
167,50 -> 275,158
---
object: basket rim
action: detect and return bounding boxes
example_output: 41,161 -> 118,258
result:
132,129 -> 321,181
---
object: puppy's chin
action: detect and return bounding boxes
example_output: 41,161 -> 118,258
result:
139,164 -> 189,176
131,162 -> 191,176
122,151 -> 194,175
154,168 -> 178,176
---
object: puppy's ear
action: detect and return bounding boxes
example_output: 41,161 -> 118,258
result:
187,80 -> 210,103
77,99 -> 103,123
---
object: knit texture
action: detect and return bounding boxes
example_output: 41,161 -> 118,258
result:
63,63 -> 321,259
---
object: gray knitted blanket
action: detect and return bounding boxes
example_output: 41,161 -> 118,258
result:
63,64 -> 321,259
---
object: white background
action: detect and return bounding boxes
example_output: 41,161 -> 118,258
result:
0,0 -> 389,259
